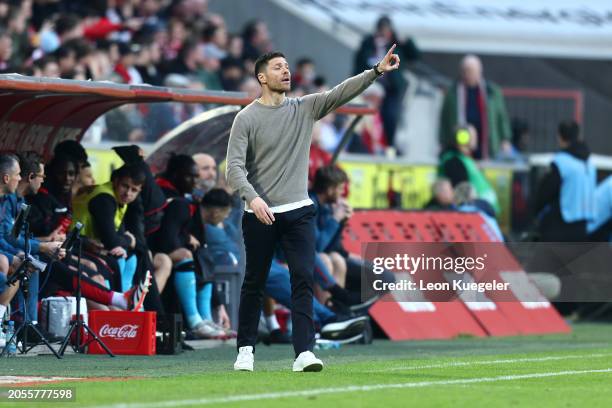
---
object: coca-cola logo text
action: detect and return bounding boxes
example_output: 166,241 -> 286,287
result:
99,324 -> 139,339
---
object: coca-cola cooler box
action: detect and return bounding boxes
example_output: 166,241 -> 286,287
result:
88,311 -> 156,355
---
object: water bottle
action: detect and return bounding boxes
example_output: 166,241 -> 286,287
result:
315,339 -> 341,350
5,321 -> 16,356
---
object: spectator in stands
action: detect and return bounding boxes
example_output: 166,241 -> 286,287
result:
153,154 -> 226,339
292,57 -> 316,92
5,4 -> 29,69
54,45 -> 78,78
172,0 -> 210,28
134,36 -> 164,86
316,114 -> 343,154
439,54 -> 512,160
424,178 -> 456,211
241,19 -> 272,64
438,125 -> 499,215
535,120 -> 595,242
202,23 -> 228,61
113,42 -> 143,84
54,14 -> 83,44
32,55 -> 60,78
164,38 -> 201,78
454,182 -> 503,241
198,48 -> 223,90
220,56 -> 244,92
354,15 -> 420,151
238,77 -> 259,100
0,28 -> 14,73
353,82 -> 387,155
497,118 -> 529,163
227,33 -> 243,61
308,122 -> 332,189
87,43 -> 114,80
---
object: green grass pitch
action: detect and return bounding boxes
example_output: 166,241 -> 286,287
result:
1,323 -> 612,407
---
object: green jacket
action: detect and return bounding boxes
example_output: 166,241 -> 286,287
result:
439,81 -> 511,158
438,150 -> 500,214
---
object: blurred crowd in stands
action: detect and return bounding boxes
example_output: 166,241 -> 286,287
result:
0,0 -> 526,162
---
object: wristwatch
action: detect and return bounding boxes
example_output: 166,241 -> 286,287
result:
373,63 -> 383,76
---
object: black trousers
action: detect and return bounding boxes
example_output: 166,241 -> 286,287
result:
237,205 -> 316,356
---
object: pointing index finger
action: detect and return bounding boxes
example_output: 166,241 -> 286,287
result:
385,43 -> 397,58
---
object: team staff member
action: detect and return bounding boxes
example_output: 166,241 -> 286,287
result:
535,120 -> 595,242
227,45 -> 400,372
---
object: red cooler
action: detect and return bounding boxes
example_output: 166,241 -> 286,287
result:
88,311 -> 156,355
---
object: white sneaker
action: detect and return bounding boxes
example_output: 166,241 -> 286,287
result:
293,351 -> 324,372
192,320 -> 226,340
234,346 -> 254,371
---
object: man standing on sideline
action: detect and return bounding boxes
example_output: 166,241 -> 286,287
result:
227,45 -> 400,372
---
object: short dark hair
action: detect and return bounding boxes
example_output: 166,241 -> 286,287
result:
0,154 -> 19,178
376,15 -> 392,31
201,188 -> 232,208
254,51 -> 286,85
33,55 -> 57,71
558,120 -> 580,144
55,14 -> 80,37
46,153 -> 77,176
17,151 -> 42,179
111,164 -> 146,185
313,165 -> 348,193
296,57 -> 313,68
242,20 -> 262,43
64,38 -> 94,60
53,140 -> 88,164
165,154 -> 196,178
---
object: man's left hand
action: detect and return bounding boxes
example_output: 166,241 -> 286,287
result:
377,44 -> 401,73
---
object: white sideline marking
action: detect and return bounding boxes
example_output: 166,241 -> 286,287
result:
369,352 -> 612,372
0,376 -> 80,385
93,368 -> 612,408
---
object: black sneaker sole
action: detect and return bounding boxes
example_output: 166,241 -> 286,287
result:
302,362 -> 323,372
320,316 -> 369,340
